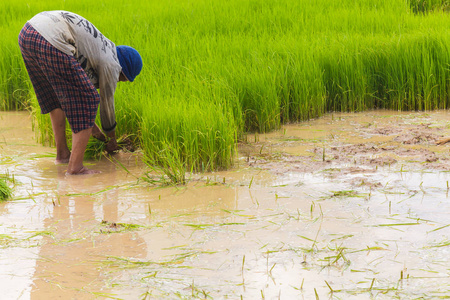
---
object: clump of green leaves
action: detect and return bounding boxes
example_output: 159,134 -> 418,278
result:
99,220 -> 145,234
84,135 -> 137,160
84,138 -> 106,160
0,174 -> 13,201
331,190 -> 360,198
142,141 -> 188,186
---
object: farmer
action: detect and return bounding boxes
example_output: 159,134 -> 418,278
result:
18,11 -> 143,175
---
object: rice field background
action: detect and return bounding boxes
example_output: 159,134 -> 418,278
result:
1,0 -> 450,173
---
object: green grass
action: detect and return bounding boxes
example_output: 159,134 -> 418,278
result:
410,0 -> 450,13
0,174 -> 13,201
1,0 -> 450,177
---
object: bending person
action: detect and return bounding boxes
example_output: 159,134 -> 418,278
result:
18,10 -> 143,175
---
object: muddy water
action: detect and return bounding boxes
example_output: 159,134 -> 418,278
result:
1,111 -> 449,299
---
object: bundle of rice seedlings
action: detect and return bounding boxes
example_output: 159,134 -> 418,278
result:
0,176 -> 12,201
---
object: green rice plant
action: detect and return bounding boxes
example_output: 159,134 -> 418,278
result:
0,174 -> 13,201
30,97 -> 54,146
142,140 -> 189,185
362,33 -> 450,111
0,18 -> 34,111
321,44 -> 370,112
0,180 -> 11,201
84,137 -> 106,160
410,0 -> 450,13
139,88 -> 236,182
273,47 -> 325,123
84,133 -> 136,160
98,220 -> 146,234
224,54 -> 281,133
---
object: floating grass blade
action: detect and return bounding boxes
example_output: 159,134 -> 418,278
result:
369,278 -> 375,290
374,222 -> 421,227
427,224 -> 450,233
325,280 -> 334,293
249,176 -> 254,189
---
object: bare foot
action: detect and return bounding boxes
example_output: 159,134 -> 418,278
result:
66,166 -> 101,175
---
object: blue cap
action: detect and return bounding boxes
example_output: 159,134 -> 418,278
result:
116,45 -> 143,82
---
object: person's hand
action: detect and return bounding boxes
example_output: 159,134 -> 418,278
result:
93,132 -> 107,142
105,137 -> 119,154
92,123 -> 107,142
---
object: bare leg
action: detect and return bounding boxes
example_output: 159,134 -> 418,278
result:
49,108 -> 71,164
67,127 -> 101,175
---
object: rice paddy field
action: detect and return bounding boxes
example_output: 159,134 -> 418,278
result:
1,0 -> 450,299
1,0 -> 450,171
1,109 -> 450,299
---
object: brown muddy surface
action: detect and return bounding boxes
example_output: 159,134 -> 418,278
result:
1,111 -> 449,299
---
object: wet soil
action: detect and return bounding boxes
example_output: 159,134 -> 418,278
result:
1,110 -> 449,299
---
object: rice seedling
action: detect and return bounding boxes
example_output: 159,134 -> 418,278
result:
427,224 -> 450,233
84,138 -> 106,160
98,220 -> 146,234
221,209 -> 256,219
424,239 -> 450,248
374,222 -> 421,227
141,141 -> 189,186
249,176 -> 254,189
410,0 -> 450,13
0,173 -> 13,201
241,255 -> 245,282
84,134 -> 136,160
325,280 -> 340,294
25,230 -> 55,240
330,190 -> 360,198
0,179 -> 12,201
183,222 -> 245,230
104,247 -> 217,269
1,229 -> 59,249
0,234 -> 14,248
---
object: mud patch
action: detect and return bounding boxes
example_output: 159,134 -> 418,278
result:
244,111 -> 450,173
346,176 -> 383,189
366,126 -> 402,135
393,130 -> 441,145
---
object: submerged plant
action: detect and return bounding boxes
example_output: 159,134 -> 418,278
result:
331,190 -> 360,198
99,220 -> 145,234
